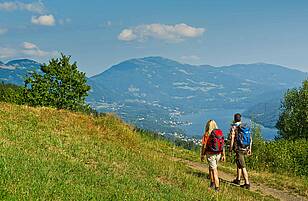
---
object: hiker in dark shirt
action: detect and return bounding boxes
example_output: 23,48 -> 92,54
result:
229,113 -> 252,189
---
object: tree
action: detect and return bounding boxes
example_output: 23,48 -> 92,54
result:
276,79 -> 308,140
24,54 -> 91,112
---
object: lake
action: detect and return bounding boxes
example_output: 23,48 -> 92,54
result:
178,109 -> 278,140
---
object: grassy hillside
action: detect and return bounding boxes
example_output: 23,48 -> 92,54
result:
0,103 -> 292,200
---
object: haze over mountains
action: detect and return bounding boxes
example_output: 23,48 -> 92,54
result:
1,57 -> 307,138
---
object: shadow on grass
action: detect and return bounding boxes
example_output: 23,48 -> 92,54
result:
187,169 -> 241,188
187,169 -> 209,179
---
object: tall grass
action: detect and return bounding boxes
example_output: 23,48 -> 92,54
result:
247,131 -> 308,176
0,103 -> 275,200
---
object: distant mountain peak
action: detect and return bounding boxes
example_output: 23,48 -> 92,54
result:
126,56 -> 183,69
140,56 -> 180,63
122,56 -> 178,65
0,58 -> 41,85
6,59 -> 40,67
140,56 -> 168,61
222,62 -> 306,74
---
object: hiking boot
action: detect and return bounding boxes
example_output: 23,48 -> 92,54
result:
240,183 -> 250,190
215,187 -> 220,192
232,179 -> 241,185
209,182 -> 215,189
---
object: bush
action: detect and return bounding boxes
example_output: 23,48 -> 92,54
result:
246,138 -> 308,176
0,82 -> 23,104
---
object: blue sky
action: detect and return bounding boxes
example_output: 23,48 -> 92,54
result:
0,0 -> 308,76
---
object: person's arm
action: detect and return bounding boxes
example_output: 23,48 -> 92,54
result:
229,127 -> 235,155
221,147 -> 226,162
200,133 -> 207,161
247,133 -> 253,155
200,144 -> 206,161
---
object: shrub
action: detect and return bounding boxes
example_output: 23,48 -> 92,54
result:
0,82 -> 23,104
246,138 -> 308,176
24,54 -> 91,112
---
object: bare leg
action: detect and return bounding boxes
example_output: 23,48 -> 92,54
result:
209,167 -> 214,183
212,168 -> 219,188
242,168 -> 250,184
237,167 -> 242,180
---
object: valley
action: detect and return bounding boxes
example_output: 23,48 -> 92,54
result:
1,56 -> 306,141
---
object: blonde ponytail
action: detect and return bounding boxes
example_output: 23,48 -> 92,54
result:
205,120 -> 218,135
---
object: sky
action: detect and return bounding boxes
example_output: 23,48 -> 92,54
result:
0,0 -> 308,76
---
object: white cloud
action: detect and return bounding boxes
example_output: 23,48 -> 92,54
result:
0,47 -> 16,59
23,42 -> 38,49
0,2 -> 17,11
0,1 -> 45,14
0,42 -> 58,59
21,42 -> 58,57
22,48 -> 57,57
31,14 -> 56,26
118,29 -> 137,41
0,27 -> 8,35
118,23 -> 205,42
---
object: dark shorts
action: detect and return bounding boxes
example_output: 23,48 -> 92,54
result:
236,150 -> 247,169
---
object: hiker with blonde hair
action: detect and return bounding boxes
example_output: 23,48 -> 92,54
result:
201,120 -> 226,192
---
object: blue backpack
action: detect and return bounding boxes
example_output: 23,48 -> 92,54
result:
236,123 -> 251,150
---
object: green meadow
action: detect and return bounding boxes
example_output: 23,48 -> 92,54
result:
0,102 -> 307,200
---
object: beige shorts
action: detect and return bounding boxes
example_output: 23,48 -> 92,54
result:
206,153 -> 221,169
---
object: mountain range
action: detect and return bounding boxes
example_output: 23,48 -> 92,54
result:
1,57 -> 307,137
0,59 -> 41,85
88,57 -> 306,133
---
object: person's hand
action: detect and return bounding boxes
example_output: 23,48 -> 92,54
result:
221,155 -> 226,162
247,149 -> 252,156
201,155 -> 205,162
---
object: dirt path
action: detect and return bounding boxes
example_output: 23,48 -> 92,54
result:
172,157 -> 307,201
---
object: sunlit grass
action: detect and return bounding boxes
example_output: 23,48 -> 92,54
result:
0,103 -> 279,200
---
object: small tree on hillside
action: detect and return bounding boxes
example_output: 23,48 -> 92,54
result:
276,79 -> 308,140
24,54 -> 91,112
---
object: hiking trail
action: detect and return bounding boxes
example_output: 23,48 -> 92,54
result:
172,157 -> 307,201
